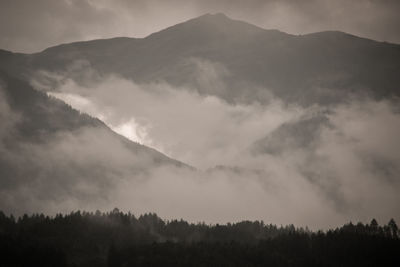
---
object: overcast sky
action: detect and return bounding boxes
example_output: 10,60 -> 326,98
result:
1,0 -> 400,53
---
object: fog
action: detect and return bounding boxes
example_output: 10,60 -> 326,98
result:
20,61 -> 400,229
45,73 -> 302,168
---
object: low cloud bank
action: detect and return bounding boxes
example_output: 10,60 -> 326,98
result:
2,62 -> 398,229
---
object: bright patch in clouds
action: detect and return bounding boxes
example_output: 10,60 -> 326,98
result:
45,74 -> 302,168
112,118 -> 148,144
48,90 -> 149,144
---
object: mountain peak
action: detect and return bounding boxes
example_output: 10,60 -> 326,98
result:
145,12 -> 267,41
196,12 -> 229,20
189,12 -> 257,28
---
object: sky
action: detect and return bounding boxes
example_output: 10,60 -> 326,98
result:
1,0 -> 400,53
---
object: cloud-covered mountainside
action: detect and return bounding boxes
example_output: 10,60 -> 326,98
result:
0,14 -> 400,229
0,71 -> 185,214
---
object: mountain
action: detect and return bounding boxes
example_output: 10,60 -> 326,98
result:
1,13 -> 400,216
1,13 -> 400,105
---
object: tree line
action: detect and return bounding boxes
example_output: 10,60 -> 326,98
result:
0,209 -> 399,266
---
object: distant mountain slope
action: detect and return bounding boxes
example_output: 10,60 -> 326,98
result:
0,71 -> 185,214
0,71 -> 182,163
1,13 -> 399,105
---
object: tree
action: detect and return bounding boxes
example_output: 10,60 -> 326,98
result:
370,218 -> 378,234
388,219 -> 398,238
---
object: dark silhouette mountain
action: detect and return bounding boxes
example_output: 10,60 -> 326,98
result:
1,13 -> 399,105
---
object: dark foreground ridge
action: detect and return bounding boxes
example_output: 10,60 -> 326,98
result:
0,209 -> 399,267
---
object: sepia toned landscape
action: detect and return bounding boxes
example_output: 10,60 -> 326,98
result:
0,1 -> 399,266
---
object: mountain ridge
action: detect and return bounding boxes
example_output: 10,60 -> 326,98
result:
2,13 -> 399,55
1,13 -> 399,106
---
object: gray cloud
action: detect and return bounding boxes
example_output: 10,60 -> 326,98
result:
0,85 -> 332,228
27,61 -> 400,229
1,0 -> 400,53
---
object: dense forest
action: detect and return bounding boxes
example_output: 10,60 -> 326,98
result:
0,209 -> 399,266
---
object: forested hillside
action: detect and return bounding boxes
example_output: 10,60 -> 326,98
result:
0,210 -> 399,267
